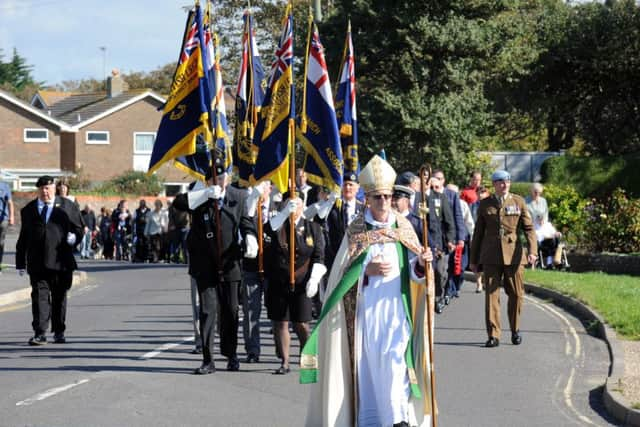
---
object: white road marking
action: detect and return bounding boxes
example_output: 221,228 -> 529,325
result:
525,295 -> 597,426
139,336 -> 194,360
16,379 -> 89,406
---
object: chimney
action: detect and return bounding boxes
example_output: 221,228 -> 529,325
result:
106,68 -> 128,98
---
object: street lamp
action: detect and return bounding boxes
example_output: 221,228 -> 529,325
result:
99,46 -> 107,90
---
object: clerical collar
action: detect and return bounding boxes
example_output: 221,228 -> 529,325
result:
364,209 -> 396,229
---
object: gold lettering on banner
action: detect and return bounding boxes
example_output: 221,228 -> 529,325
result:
324,147 -> 343,173
164,52 -> 202,114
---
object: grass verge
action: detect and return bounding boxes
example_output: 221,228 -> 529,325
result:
524,269 -> 640,340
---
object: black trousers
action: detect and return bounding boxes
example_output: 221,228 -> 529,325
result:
30,270 -> 72,336
195,279 -> 239,364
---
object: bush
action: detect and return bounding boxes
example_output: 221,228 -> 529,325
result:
543,184 -> 589,245
509,182 -> 532,198
540,153 -> 640,198
581,188 -> 640,253
96,170 -> 164,196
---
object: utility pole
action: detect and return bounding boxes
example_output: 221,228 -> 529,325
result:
313,0 -> 322,22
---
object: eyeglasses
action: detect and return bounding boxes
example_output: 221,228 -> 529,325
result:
371,194 -> 392,200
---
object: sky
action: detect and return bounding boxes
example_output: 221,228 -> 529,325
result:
0,0 -> 194,86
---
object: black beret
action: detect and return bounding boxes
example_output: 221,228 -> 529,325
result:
36,175 -> 55,187
204,158 -> 227,181
344,173 -> 358,183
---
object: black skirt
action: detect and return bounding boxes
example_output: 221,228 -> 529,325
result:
265,281 -> 312,322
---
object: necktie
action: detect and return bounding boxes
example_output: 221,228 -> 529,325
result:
40,204 -> 48,223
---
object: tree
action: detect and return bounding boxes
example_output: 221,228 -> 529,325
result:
0,47 -> 39,100
316,0 -> 551,182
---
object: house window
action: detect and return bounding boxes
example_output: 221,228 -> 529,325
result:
24,128 -> 49,143
133,132 -> 155,154
86,131 -> 110,145
133,132 -> 156,172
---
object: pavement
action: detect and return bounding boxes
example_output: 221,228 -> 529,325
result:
1,227 -> 638,425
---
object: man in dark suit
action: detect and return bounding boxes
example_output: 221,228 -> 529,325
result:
326,173 -> 364,269
173,161 -> 257,374
16,175 -> 84,345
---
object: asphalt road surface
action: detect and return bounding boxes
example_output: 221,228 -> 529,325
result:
0,257 -> 620,426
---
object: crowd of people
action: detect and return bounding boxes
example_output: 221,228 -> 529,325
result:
14,157 -> 562,426
75,198 -> 189,265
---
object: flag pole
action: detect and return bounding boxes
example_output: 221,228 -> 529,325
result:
419,164 -> 438,427
288,0 -> 296,291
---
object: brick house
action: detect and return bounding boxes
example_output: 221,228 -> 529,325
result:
0,73 -> 198,194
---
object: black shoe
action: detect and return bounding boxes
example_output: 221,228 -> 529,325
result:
245,354 -> 259,363
444,295 -> 451,305
435,299 -> 445,314
393,422 -> 409,427
53,333 -> 66,344
193,362 -> 216,375
273,365 -> 290,375
511,331 -> 522,345
191,347 -> 202,354
28,335 -> 47,346
485,337 -> 500,348
227,357 -> 240,371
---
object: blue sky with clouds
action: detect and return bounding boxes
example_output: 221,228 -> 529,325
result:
0,0 -> 191,86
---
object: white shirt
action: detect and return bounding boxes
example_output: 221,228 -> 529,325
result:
344,199 -> 357,225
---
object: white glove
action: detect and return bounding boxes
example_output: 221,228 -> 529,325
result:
303,203 -> 318,220
207,185 -> 223,200
305,263 -> 327,298
316,193 -> 339,220
246,184 -> 263,217
269,200 -> 299,231
18,269 -> 26,277
245,234 -> 258,259
67,232 -> 76,246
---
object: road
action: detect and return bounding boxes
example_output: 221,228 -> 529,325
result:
0,255 -> 620,426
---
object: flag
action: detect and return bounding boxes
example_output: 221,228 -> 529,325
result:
251,4 -> 294,193
147,4 -> 212,176
174,134 -> 212,181
233,11 -> 266,186
205,14 -> 232,174
335,21 -> 359,178
298,21 -> 343,193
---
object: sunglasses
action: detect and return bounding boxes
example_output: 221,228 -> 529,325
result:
371,194 -> 392,200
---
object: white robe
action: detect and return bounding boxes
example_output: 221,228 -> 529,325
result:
305,210 -> 433,427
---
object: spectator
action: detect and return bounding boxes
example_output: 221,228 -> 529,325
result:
526,183 -> 549,224
460,171 -> 482,205
144,199 -> 168,263
168,199 -> 190,263
56,178 -> 79,208
99,208 -> 114,259
133,200 -> 150,262
112,200 -> 131,261
80,204 -> 97,259
0,175 -> 15,273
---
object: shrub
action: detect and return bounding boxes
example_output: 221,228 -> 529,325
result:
509,182 -> 532,198
543,184 -> 589,245
581,188 -> 640,253
96,170 -> 164,196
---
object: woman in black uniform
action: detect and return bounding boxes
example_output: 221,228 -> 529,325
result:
264,192 -> 327,374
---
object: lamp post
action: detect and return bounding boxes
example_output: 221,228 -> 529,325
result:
99,46 -> 106,90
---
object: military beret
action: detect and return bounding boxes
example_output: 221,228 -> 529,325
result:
491,170 -> 511,182
344,172 -> 358,183
204,159 -> 227,181
392,184 -> 414,199
396,171 -> 417,187
36,175 -> 55,187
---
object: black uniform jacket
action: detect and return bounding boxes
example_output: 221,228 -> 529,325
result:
415,191 -> 455,252
264,218 -> 325,293
326,199 -> 364,266
16,196 -> 83,275
174,189 -> 255,284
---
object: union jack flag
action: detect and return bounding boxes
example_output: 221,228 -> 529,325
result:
180,14 -> 199,65
268,10 -> 293,87
335,21 -> 359,177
